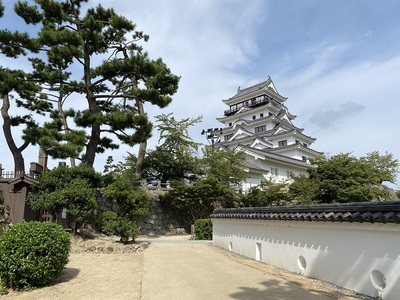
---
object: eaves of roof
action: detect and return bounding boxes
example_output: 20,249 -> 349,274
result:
217,103 -> 280,122
8,175 -> 36,186
211,201 -> 400,225
269,143 -> 323,157
238,144 -> 314,168
243,160 -> 268,173
267,129 -> 314,143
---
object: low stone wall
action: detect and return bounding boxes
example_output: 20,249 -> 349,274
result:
211,201 -> 400,300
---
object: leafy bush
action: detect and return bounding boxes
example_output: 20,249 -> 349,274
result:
99,211 -> 140,243
103,179 -> 150,220
0,221 -> 70,289
194,219 -> 212,240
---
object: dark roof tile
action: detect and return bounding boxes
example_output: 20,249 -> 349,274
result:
211,201 -> 400,224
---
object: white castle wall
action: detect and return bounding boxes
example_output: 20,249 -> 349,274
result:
212,218 -> 400,299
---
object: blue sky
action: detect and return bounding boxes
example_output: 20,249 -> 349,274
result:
1,0 -> 399,186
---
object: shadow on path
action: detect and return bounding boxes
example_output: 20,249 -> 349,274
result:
230,278 -> 332,300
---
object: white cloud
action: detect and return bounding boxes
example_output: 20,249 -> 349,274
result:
309,100 -> 365,129
275,52 -> 400,187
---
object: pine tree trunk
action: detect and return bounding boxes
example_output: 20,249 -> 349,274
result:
136,140 -> 147,178
57,92 -> 76,168
1,94 -> 28,174
81,53 -> 100,168
135,99 -> 146,178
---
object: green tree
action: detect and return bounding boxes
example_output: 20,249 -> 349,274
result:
288,174 -> 320,205
155,128 -> 249,228
28,166 -> 101,231
101,155 -> 150,242
200,147 -> 248,187
160,177 -> 239,231
361,151 -> 399,184
103,153 -> 137,185
305,153 -> 389,203
103,177 -> 150,221
241,179 -> 290,207
1,0 -> 179,170
143,113 -> 202,183
0,69 -> 51,173
0,3 -> 75,172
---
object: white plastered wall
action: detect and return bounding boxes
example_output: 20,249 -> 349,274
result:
212,218 -> 400,300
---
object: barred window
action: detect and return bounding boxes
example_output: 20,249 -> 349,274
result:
278,140 -> 287,147
255,125 -> 266,133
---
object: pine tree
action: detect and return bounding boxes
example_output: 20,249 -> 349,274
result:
0,0 -> 179,171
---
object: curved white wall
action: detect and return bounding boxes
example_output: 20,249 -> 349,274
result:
213,218 -> 400,299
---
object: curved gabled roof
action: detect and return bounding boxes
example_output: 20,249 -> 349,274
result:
250,137 -> 273,149
237,144 -> 315,169
276,107 -> 296,121
267,129 -> 316,143
220,125 -> 314,148
269,143 -> 324,157
222,77 -> 287,105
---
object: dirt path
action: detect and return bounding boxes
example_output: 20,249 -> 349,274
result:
2,252 -> 143,300
1,235 -> 373,300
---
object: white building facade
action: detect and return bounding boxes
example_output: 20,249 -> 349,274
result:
214,77 -> 322,191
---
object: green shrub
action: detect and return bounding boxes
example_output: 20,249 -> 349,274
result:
99,211 -> 140,243
194,219 -> 212,240
0,221 -> 70,290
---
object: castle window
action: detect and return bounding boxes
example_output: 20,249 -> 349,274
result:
260,113 -> 264,118
252,115 -> 256,120
278,140 -> 287,147
302,156 -> 307,162
255,125 -> 266,133
228,122 -> 232,127
224,134 -> 234,141
271,168 -> 278,176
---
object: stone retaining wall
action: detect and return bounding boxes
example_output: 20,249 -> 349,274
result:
137,190 -> 186,236
97,187 -> 185,236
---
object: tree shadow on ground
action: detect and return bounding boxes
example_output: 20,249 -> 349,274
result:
230,278 -> 331,300
52,267 -> 80,285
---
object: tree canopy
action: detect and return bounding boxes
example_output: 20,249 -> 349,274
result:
200,147 -> 248,188
0,0 -> 179,171
289,152 -> 398,204
27,166 -> 101,232
143,113 -> 202,183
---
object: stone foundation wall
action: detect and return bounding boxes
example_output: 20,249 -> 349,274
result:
138,197 -> 186,236
96,188 -> 185,236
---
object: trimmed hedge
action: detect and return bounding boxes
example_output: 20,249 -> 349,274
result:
0,221 -> 70,289
194,218 -> 212,240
